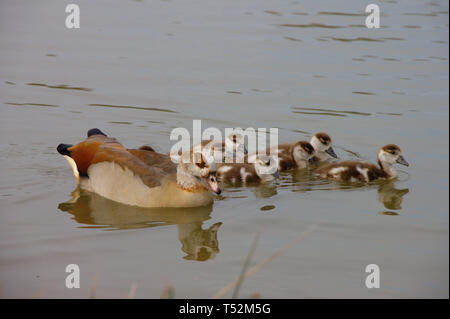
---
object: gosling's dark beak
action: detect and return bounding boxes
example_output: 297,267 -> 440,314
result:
309,156 -> 319,167
325,147 -> 338,158
203,176 -> 221,195
273,171 -> 279,179
396,155 -> 409,167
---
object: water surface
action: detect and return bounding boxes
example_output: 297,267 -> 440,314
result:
0,0 -> 448,298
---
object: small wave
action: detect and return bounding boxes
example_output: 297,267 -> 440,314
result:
88,103 -> 177,113
27,83 -> 92,92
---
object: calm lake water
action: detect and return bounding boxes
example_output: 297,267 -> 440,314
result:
0,0 -> 448,298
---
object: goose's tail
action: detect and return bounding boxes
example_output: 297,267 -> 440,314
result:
56,128 -> 108,184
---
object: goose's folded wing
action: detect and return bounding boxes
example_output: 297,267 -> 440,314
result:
90,140 -> 168,189
127,148 -> 177,175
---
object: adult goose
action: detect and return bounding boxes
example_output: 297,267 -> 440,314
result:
57,129 -> 221,208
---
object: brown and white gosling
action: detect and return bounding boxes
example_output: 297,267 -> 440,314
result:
247,141 -> 317,171
169,133 -> 248,164
217,155 -> 279,184
316,144 -> 409,183
310,132 -> 337,161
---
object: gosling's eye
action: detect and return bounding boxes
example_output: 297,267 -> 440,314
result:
210,177 -> 215,182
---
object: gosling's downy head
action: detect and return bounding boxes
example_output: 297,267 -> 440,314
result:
201,171 -> 221,195
292,141 -> 316,168
182,152 -> 221,194
310,132 -> 337,159
254,155 -> 279,181
197,140 -> 224,164
378,144 -> 409,167
225,133 -> 248,158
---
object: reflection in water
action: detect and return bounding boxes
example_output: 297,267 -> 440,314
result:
220,182 -> 278,199
58,188 -> 222,261
178,222 -> 222,261
377,181 -> 409,210
291,169 -> 318,184
253,183 -> 278,198
260,205 -> 276,211
380,211 -> 399,216
57,179 -> 408,260
289,170 -> 409,213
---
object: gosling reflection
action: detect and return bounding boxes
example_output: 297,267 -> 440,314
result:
253,183 -> 278,198
58,187 -> 222,261
377,181 -> 409,210
290,169 -> 316,183
220,181 -> 278,199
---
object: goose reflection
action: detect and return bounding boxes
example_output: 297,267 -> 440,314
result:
178,221 -> 222,261
58,187 -> 222,261
377,180 -> 409,211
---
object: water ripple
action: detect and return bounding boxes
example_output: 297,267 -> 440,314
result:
278,23 -> 347,29
27,83 -> 92,92
292,106 -> 371,117
317,11 -> 365,17
88,103 -> 177,113
4,102 -> 59,108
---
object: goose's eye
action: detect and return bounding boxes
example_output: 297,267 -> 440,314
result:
210,176 -> 215,182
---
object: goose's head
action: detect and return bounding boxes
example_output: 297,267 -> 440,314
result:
310,132 -> 337,158
378,144 -> 409,167
254,155 -> 279,181
182,152 -> 222,195
292,141 -> 317,168
225,133 -> 248,159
